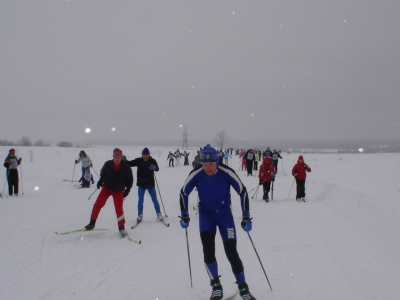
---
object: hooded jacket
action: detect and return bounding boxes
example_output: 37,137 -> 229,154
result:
292,155 -> 311,180
259,157 -> 275,182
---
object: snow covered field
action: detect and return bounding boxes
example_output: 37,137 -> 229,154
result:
0,146 -> 399,300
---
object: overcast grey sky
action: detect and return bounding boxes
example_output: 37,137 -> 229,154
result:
1,0 -> 399,145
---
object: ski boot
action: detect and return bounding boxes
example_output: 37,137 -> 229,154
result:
157,213 -> 163,221
238,283 -> 256,300
85,219 -> 96,230
210,278 -> 223,300
119,226 -> 127,237
137,214 -> 143,223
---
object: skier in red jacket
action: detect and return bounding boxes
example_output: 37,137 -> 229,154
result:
258,157 -> 275,202
292,155 -> 311,201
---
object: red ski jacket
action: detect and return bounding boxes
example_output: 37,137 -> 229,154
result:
292,155 -> 311,180
259,157 -> 275,182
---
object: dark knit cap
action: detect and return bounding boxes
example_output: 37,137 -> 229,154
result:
142,148 -> 150,155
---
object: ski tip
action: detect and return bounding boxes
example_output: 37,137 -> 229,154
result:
167,223 -> 170,227
139,240 -> 142,244
55,231 -> 58,235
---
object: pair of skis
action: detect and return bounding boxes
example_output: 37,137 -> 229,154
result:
55,228 -> 141,244
131,219 -> 169,229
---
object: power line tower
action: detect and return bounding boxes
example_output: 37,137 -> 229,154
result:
183,125 -> 188,149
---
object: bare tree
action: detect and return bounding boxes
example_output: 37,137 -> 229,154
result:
17,136 -> 32,146
214,131 -> 228,149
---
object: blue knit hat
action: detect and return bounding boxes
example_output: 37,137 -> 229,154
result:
200,144 -> 218,162
9,148 -> 15,154
142,148 -> 150,155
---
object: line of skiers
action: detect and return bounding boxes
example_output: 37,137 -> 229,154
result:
3,146 -> 311,300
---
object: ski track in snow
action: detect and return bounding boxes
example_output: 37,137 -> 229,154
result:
0,146 -> 399,300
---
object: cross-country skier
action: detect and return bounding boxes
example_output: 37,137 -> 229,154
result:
292,155 -> 311,201
258,157 -> 275,202
174,149 -> 181,166
3,148 -> 21,196
79,168 -> 95,188
183,151 -> 190,166
253,151 -> 259,171
167,151 -> 175,167
179,144 -> 257,300
223,150 -> 232,166
126,148 -> 163,223
84,148 -> 133,237
192,150 -> 201,169
263,147 -> 272,160
243,149 -> 255,176
271,149 -> 282,173
75,150 -> 93,177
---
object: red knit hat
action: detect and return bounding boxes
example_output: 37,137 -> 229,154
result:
113,148 -> 123,157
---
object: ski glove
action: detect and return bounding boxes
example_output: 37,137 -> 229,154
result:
75,160 -> 78,164
123,189 -> 130,198
259,180 -> 263,185
96,181 -> 102,189
179,214 -> 190,229
149,165 -> 156,171
241,214 -> 253,232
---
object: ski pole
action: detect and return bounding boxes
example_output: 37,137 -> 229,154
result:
251,185 -> 260,199
271,181 -> 274,200
154,173 -> 168,217
281,159 -> 285,175
19,163 -> 24,195
91,166 -> 99,178
286,177 -> 295,201
185,228 -> 193,287
246,231 -> 273,290
72,163 -> 76,184
2,166 -> 11,198
87,188 -> 99,200
248,184 -> 259,194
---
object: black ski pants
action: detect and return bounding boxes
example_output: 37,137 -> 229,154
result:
7,169 -> 19,196
296,178 -> 306,199
200,231 -> 244,274
262,181 -> 271,200
246,161 -> 253,175
169,159 -> 174,167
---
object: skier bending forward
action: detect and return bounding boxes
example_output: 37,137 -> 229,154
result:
179,144 -> 257,300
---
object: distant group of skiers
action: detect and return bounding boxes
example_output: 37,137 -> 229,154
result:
3,145 -> 312,300
166,149 -> 190,167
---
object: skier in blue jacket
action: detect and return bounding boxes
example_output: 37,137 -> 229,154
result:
179,144 -> 257,300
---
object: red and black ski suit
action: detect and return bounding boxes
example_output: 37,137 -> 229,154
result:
91,160 -> 133,228
258,157 -> 275,200
291,155 -> 311,199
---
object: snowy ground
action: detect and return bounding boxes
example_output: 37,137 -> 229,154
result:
0,146 -> 399,300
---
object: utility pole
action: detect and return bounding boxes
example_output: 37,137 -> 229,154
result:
183,125 -> 188,149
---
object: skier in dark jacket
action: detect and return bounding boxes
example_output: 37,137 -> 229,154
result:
192,150 -> 202,169
84,148 -> 133,237
3,148 -> 21,196
179,144 -> 257,300
243,149 -> 256,176
271,149 -> 282,173
126,148 -> 163,223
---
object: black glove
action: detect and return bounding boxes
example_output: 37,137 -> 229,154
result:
259,180 -> 263,185
75,160 -> 78,164
96,181 -> 102,189
123,189 -> 130,198
304,165 -> 309,170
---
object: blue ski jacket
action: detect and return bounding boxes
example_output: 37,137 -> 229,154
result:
180,164 -> 249,216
